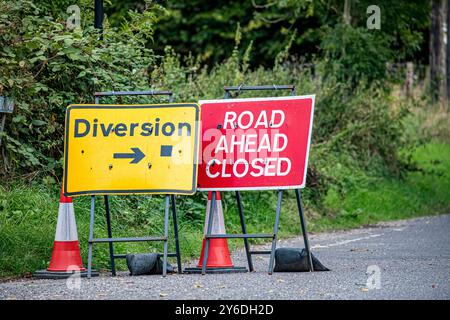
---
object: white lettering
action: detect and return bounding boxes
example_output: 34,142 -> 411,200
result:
223,112 -> 236,129
273,134 -> 288,152
254,111 -> 268,128
237,111 -> 254,129
270,110 -> 285,128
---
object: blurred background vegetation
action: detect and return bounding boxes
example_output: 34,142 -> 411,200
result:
0,0 -> 449,277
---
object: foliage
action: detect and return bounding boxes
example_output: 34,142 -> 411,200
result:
320,23 -> 393,87
128,0 -> 430,66
0,0 -> 161,177
319,142 -> 450,230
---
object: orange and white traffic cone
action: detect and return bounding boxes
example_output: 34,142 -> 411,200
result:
184,192 -> 247,273
34,186 -> 98,279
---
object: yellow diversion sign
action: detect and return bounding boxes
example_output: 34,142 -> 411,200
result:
63,104 -> 200,196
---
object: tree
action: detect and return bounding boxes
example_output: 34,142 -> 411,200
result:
343,0 -> 352,25
447,0 -> 450,106
430,0 -> 448,106
103,0 -> 430,68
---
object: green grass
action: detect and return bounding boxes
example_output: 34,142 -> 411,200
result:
0,141 -> 449,278
315,141 -> 450,230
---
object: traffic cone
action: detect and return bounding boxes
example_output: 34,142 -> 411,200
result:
184,192 -> 247,274
34,186 -> 98,279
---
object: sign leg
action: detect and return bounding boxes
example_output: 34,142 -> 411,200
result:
0,114 -> 6,147
295,189 -> 314,272
104,195 -> 116,276
171,195 -> 182,274
87,196 -> 95,279
202,191 -> 216,275
268,190 -> 283,275
236,191 -> 254,272
163,195 -> 170,277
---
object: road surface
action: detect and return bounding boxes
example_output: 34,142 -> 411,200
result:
1,214 -> 449,300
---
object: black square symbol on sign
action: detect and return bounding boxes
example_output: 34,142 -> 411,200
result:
160,145 -> 173,157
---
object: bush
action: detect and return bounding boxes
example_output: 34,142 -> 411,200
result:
0,0 -> 161,177
320,23 -> 393,88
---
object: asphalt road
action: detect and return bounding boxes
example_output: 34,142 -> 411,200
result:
1,214 -> 449,300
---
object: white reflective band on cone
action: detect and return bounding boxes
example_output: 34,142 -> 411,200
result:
54,202 -> 79,241
203,197 -> 226,235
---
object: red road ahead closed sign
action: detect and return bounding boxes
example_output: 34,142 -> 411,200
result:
198,95 -> 315,191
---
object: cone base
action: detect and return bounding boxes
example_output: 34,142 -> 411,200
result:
47,241 -> 84,272
184,266 -> 248,274
33,269 -> 99,279
197,239 -> 234,268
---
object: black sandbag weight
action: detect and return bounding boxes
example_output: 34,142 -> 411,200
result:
273,248 -> 330,272
126,253 -> 174,276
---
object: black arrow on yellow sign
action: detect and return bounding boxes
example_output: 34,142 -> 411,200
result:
113,147 -> 145,164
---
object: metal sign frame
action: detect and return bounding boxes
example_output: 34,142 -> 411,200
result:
199,85 -> 314,274
86,90 -> 183,278
0,96 -> 14,149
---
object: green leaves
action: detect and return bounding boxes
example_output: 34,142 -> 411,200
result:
31,120 -> 46,126
12,115 -> 26,124
320,23 -> 392,88
0,0 -> 160,179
